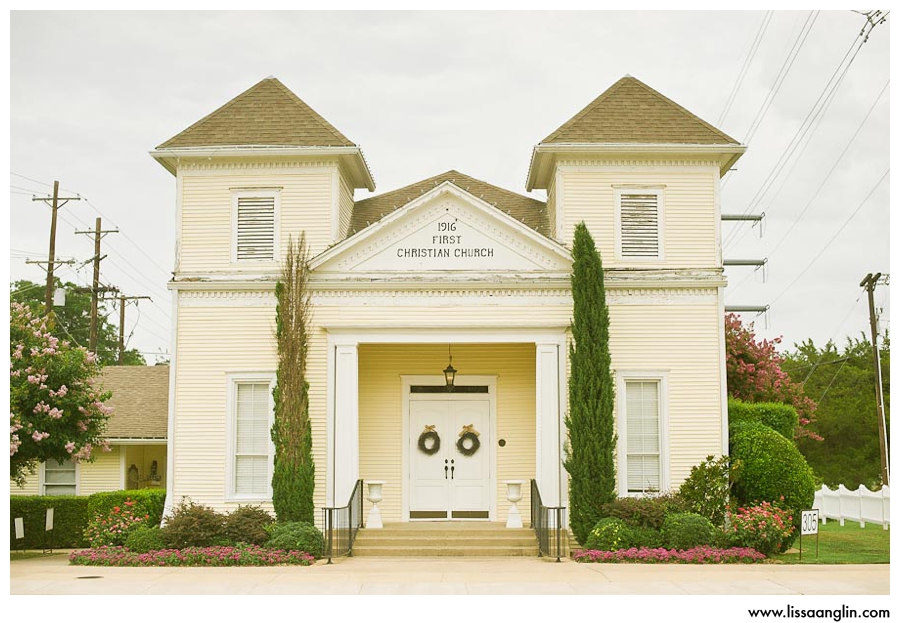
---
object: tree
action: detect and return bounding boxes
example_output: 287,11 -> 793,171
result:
10,279 -> 145,366
270,235 -> 316,523
724,313 -> 818,440
783,335 -> 890,489
10,301 -> 112,485
564,222 -> 617,545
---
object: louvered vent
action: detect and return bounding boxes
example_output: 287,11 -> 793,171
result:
620,193 -> 659,258
236,196 -> 275,261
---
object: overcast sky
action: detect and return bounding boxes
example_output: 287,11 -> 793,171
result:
9,10 -> 891,363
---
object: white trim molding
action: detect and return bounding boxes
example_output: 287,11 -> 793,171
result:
616,370 -> 670,497
39,457 -> 80,496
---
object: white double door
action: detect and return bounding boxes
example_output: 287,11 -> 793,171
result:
409,398 -> 491,520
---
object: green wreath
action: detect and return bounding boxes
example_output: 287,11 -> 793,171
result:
417,426 -> 441,455
456,426 -> 481,456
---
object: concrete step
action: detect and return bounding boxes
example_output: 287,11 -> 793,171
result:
352,545 -> 540,557
349,523 -> 540,557
355,536 -> 538,547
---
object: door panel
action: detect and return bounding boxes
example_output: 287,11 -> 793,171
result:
449,400 -> 490,515
409,401 -> 449,517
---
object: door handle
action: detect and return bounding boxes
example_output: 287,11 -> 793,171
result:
444,459 -> 449,480
451,459 -> 455,480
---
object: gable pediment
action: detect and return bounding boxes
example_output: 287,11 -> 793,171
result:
311,183 -> 571,277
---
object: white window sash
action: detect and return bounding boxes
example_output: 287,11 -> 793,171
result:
617,372 -> 669,496
226,373 -> 276,501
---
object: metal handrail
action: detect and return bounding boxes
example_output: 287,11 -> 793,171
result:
321,479 -> 364,564
531,479 -> 566,562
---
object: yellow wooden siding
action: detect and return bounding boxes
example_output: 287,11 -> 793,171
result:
546,172 -> 558,241
338,172 -> 354,240
79,446 -> 123,495
172,301 -> 278,514
608,302 -> 724,488
10,475 -> 40,495
558,165 -> 719,268
179,167 -> 334,273
356,343 -> 535,523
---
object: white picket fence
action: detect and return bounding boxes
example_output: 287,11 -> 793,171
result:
813,484 -> 890,529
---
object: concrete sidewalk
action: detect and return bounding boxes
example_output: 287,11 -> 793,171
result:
9,553 -> 890,595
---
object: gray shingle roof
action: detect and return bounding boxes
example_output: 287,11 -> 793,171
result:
97,365 -> 169,440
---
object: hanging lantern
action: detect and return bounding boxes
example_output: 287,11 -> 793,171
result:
443,345 -> 457,391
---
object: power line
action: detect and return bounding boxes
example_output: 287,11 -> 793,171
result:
769,169 -> 888,307
718,11 -> 773,127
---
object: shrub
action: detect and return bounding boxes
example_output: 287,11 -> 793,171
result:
599,494 -> 688,530
88,489 -> 166,527
84,498 -> 151,547
726,501 -> 795,556
678,455 -> 741,527
124,526 -> 167,553
573,546 -> 765,564
161,501 -> 227,549
660,512 -> 715,551
9,495 -> 90,548
730,421 -> 815,548
69,544 -> 315,567
728,398 -> 799,440
629,525 -> 665,549
584,517 -> 631,551
224,505 -> 275,546
266,521 -> 325,558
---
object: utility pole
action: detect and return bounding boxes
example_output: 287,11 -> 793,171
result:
860,272 -> 890,486
31,181 -> 81,316
117,295 -> 151,364
75,218 -> 119,353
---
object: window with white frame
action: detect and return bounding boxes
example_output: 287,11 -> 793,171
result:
229,377 -> 275,499
233,190 -> 279,262
620,378 -> 665,495
617,189 -> 663,259
43,457 -> 76,496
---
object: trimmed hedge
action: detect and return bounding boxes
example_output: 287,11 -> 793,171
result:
660,512 -> 715,551
10,495 -> 90,548
87,489 -> 166,526
730,421 -> 815,550
728,398 -> 798,440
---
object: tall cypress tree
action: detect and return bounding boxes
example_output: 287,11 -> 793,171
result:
564,222 -> 617,544
271,234 -> 315,523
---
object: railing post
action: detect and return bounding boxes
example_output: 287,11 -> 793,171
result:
555,507 -> 561,563
325,507 -> 334,564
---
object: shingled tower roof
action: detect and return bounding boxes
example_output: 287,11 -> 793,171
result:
157,77 -> 356,149
349,170 -> 549,237
542,75 -> 738,145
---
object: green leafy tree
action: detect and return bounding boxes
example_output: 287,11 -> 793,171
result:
271,235 -> 315,523
564,222 -> 616,544
783,335 -> 890,489
10,301 -> 112,485
10,279 -> 145,366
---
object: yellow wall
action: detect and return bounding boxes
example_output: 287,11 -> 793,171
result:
357,343 -> 535,523
178,162 -> 336,274
10,446 -> 126,496
557,162 -> 720,268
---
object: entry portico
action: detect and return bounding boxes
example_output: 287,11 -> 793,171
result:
312,180 -> 573,519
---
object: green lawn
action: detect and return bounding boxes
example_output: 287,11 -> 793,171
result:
771,521 -> 890,564
10,551 -> 67,561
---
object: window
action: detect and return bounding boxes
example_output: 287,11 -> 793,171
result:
43,458 -> 76,496
232,190 -> 279,262
618,374 -> 668,496
228,375 -> 275,500
616,189 -> 663,259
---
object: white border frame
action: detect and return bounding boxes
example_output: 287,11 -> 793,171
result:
614,187 -> 665,262
230,188 -> 282,265
225,371 -> 277,503
616,370 -> 670,497
401,374 -> 498,522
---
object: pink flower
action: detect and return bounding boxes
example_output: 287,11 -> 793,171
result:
65,441 -> 76,453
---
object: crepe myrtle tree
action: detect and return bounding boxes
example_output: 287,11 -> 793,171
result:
10,301 -> 112,486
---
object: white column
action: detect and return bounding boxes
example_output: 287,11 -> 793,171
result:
535,342 -> 563,506
329,342 -> 359,506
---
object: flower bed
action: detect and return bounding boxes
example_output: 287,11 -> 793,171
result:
68,545 -> 315,567
573,546 -> 766,564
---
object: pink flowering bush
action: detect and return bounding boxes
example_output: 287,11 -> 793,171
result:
84,498 -> 150,547
573,546 -> 765,564
726,501 -> 795,556
725,313 -> 819,440
68,544 -> 315,567
10,301 -> 112,485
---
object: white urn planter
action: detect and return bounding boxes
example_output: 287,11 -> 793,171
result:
503,480 -> 527,529
366,481 -> 385,529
